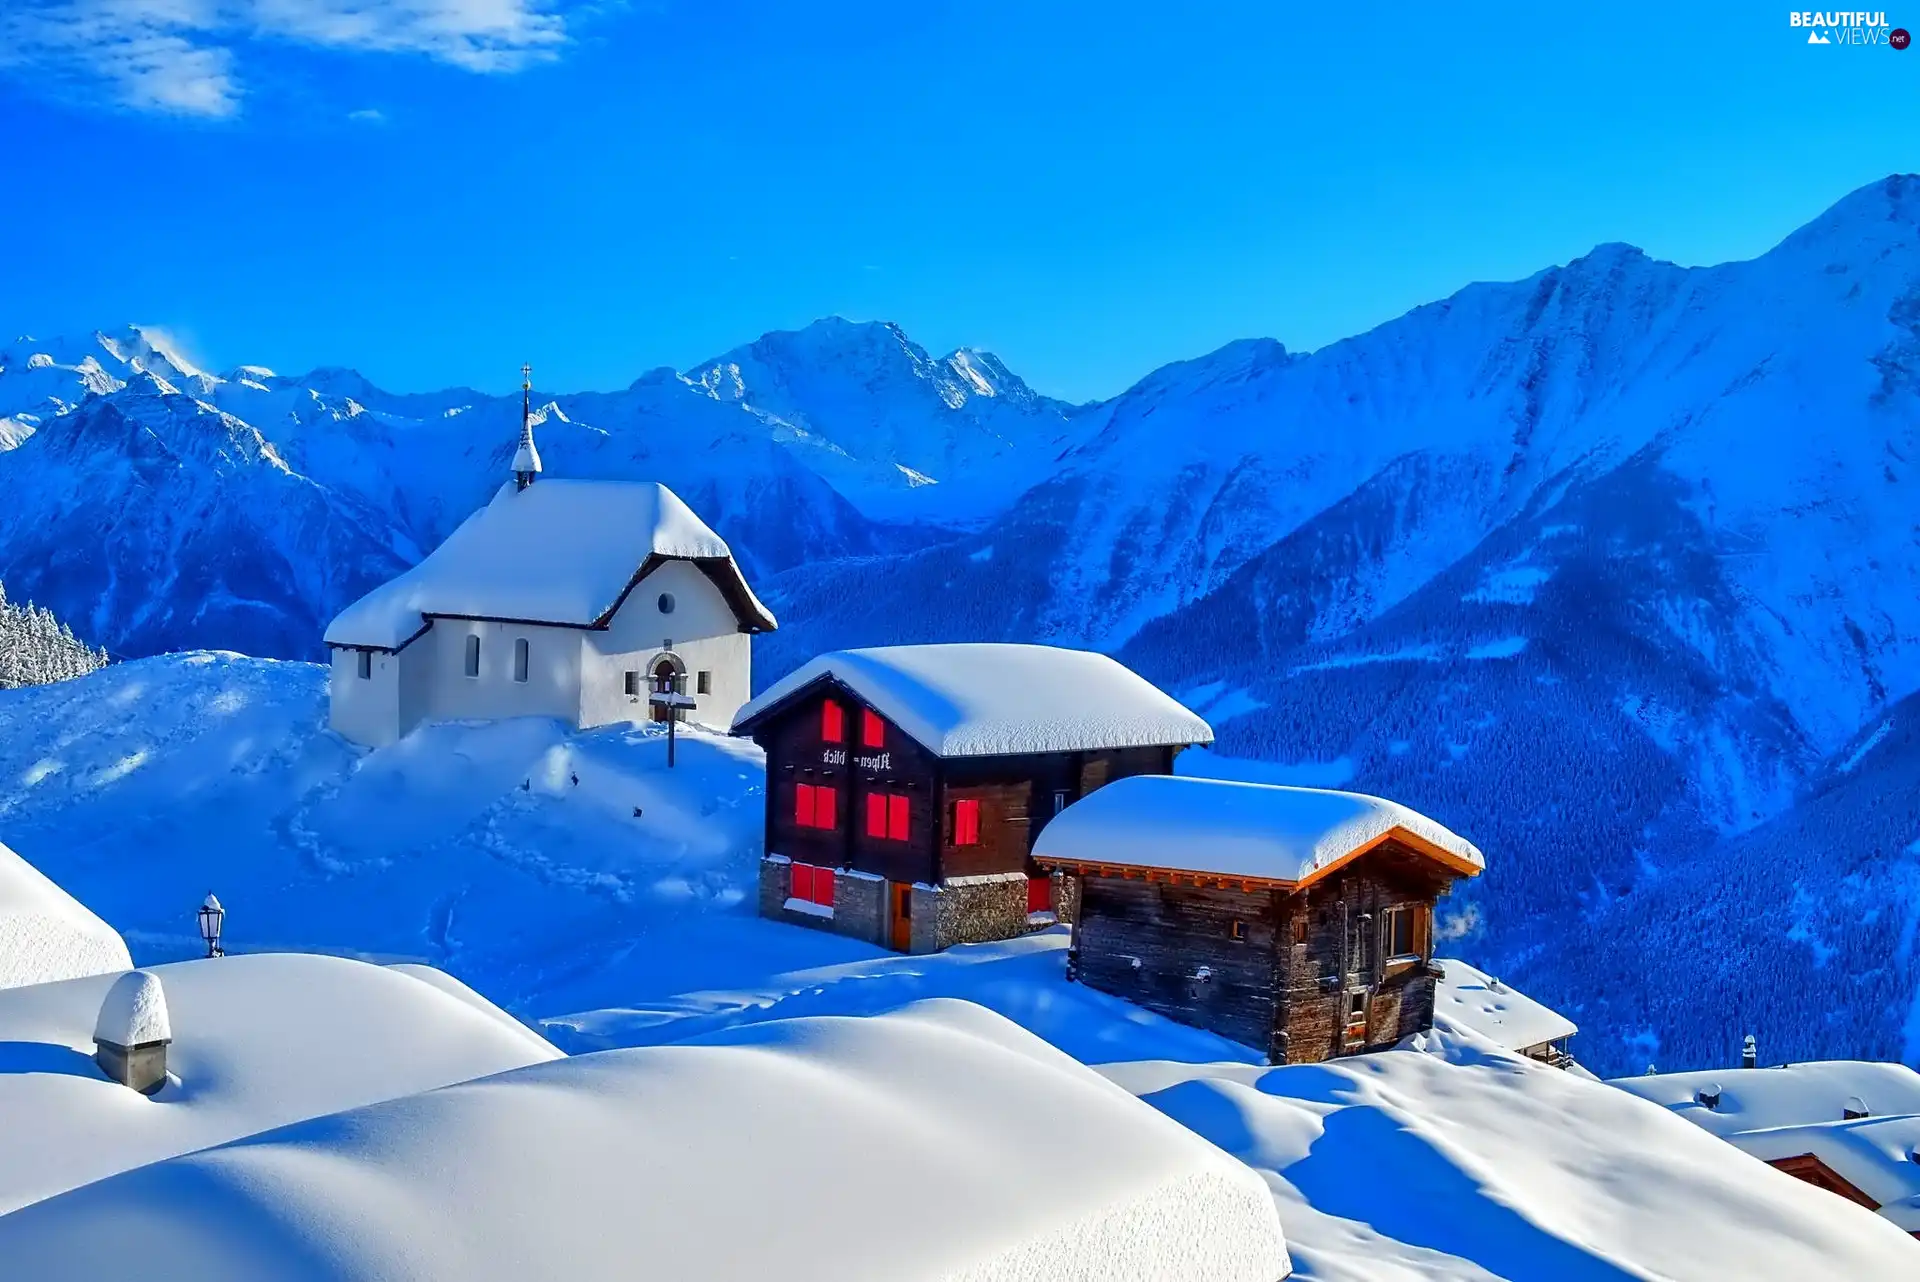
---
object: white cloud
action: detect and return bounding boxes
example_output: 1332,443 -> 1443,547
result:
0,0 -> 568,118
346,106 -> 386,122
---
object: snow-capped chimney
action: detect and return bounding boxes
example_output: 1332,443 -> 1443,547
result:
94,970 -> 172,1095
512,362 -> 542,492
1741,1034 -> 1757,1069
1843,1095 -> 1870,1121
1694,1083 -> 1721,1111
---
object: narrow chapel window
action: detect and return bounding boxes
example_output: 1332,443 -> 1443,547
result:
356,650 -> 371,680
513,638 -> 530,683
464,635 -> 481,678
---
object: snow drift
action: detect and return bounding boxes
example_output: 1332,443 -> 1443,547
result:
0,952 -> 560,1215
0,1000 -> 1291,1282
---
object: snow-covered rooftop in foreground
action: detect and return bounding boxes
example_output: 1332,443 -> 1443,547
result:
0,1000 -> 1291,1282
0,837 -> 131,991
1610,1060 -> 1920,1230
1032,774 -> 1483,884
1434,956 -> 1576,1052
324,479 -> 774,650
0,953 -> 560,1216
733,643 -> 1213,758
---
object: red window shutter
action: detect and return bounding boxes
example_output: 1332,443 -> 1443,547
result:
1028,876 -> 1052,915
865,792 -> 888,839
794,783 -> 816,828
822,701 -> 844,743
862,709 -> 885,749
790,863 -> 814,902
953,798 -> 980,846
815,868 -> 835,908
816,786 -> 837,830
888,794 -> 909,841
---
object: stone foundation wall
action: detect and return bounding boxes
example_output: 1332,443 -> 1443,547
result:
833,871 -> 887,947
926,873 -> 1030,951
759,856 -> 890,947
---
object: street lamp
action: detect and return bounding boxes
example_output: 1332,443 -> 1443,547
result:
197,893 -> 225,958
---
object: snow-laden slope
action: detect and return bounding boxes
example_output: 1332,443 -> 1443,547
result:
0,653 -> 870,1016
0,837 -> 130,990
0,1001 -> 1290,1282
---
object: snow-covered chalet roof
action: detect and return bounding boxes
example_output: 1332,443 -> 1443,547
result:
1031,774 -> 1484,885
1433,957 -> 1576,1052
0,953 -> 560,1216
0,838 -> 131,992
325,479 -> 775,650
732,643 -> 1213,758
1609,1061 -> 1920,1231
0,1000 -> 1290,1282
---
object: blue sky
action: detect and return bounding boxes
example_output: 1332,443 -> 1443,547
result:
3,2 -> 1916,401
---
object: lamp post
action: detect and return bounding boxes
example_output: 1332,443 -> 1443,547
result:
197,893 -> 225,958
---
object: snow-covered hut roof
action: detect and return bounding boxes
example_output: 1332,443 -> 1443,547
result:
1433,957 -> 1576,1053
0,953 -> 560,1216
0,1000 -> 1291,1282
0,838 -> 132,991
1609,1061 -> 1920,1232
325,479 -> 775,651
1031,774 -> 1484,885
731,643 -> 1213,758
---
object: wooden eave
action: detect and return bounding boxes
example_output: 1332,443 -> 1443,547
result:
1033,825 -> 1484,891
1767,1153 -> 1882,1212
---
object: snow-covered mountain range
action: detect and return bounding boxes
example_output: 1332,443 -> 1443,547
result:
6,173 -> 1920,1073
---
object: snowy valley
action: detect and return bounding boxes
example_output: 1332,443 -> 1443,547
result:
3,180 -> 1920,1085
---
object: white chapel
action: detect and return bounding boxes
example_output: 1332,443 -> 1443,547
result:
324,369 -> 776,748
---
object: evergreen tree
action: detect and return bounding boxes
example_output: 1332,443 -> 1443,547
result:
0,580 -> 109,690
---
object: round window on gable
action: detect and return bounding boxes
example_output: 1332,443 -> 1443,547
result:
658,592 -> 676,615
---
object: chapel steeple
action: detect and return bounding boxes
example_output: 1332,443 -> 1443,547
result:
512,361 -> 542,491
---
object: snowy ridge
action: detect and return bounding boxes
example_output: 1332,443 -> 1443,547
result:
1433,956 -> 1577,1052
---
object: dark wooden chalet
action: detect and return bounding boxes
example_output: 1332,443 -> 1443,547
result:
730,644 -> 1213,953
1031,774 -> 1484,1064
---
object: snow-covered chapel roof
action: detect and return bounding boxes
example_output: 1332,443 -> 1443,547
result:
731,643 -> 1213,758
325,480 -> 775,650
1032,774 -> 1484,886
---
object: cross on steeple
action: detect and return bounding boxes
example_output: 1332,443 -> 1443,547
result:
512,361 -> 542,491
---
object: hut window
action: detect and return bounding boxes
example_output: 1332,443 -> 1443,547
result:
788,862 -> 836,908
1228,920 -> 1246,942
795,783 -> 838,830
512,638 -> 530,683
1027,877 -> 1052,915
464,635 -> 481,677
866,792 -> 909,841
821,700 -> 845,743
1383,905 -> 1418,959
697,671 -> 711,695
861,708 -> 886,749
355,649 -> 371,680
951,798 -> 981,845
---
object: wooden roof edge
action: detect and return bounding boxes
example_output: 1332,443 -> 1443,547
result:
1034,824 -> 1483,890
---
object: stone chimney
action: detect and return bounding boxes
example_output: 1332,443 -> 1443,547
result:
1741,1034 -> 1757,1069
1844,1095 -> 1870,1121
94,970 -> 172,1095
1695,1082 -> 1722,1111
